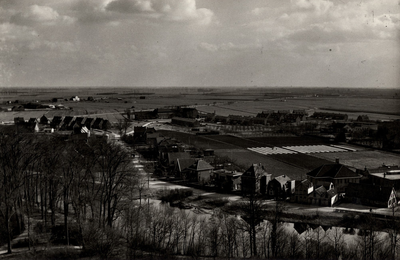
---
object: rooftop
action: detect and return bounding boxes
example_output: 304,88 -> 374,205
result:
307,163 -> 360,179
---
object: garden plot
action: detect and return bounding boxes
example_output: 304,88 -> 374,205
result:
248,147 -> 297,155
283,145 -> 349,154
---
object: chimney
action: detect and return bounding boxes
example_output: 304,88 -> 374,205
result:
335,158 -> 340,164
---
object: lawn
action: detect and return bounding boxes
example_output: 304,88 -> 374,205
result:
215,149 -> 309,180
313,150 -> 400,170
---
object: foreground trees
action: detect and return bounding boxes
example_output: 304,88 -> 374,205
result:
0,135 -> 35,253
2,133 -> 400,259
0,133 -> 138,254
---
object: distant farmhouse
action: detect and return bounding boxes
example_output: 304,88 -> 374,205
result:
306,159 -> 361,193
241,163 -> 271,195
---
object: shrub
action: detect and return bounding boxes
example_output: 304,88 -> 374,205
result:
81,225 -> 124,259
204,197 -> 229,207
13,238 -> 30,249
35,248 -> 81,260
34,221 -> 50,234
159,189 -> 193,203
50,224 -> 82,246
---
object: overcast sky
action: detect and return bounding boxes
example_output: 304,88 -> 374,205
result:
0,0 -> 399,88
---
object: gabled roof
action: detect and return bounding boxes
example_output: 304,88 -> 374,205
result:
300,179 -> 312,187
168,152 -> 190,164
313,185 -> 327,196
188,159 -> 214,172
272,175 -> 291,185
307,164 -> 359,179
176,158 -> 197,172
28,118 -> 38,124
242,163 -> 269,178
326,188 -> 337,197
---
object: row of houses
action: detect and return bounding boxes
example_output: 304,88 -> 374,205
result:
132,107 -> 347,127
130,106 -> 199,120
159,139 -> 399,208
202,110 -> 347,127
132,125 -> 398,208
9,115 -> 112,134
164,156 -> 348,207
48,115 -> 111,131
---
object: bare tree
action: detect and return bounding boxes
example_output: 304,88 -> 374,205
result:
38,136 -> 64,227
114,118 -> 132,137
0,135 -> 35,254
238,193 -> 265,257
356,215 -> 383,260
94,141 -> 133,227
327,226 -> 346,259
269,199 -> 286,258
220,212 -> 239,259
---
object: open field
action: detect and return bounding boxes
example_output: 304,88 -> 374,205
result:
204,135 -> 330,148
197,97 -> 400,120
248,145 -> 351,155
269,153 -> 333,170
159,130 -> 398,178
2,87 -> 399,122
213,148 -> 309,180
283,145 -> 352,153
313,150 -> 400,169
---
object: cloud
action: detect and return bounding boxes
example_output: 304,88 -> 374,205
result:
249,0 -> 399,48
0,22 -> 37,43
105,0 -> 214,24
198,41 -> 262,52
27,40 -> 80,53
106,0 -> 153,13
10,5 -> 75,26
292,0 -> 333,15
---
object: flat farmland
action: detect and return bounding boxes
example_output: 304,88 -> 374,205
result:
197,97 -> 400,120
204,135 -> 330,148
203,135 -> 268,148
0,110 -> 48,123
268,154 -> 333,171
3,87 -> 399,122
313,150 -> 400,169
248,136 -> 330,147
159,131 -> 327,179
159,131 -> 395,179
215,149 -> 308,180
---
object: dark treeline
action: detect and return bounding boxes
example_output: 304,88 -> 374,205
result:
120,196 -> 400,260
1,132 -> 400,259
0,133 -> 138,255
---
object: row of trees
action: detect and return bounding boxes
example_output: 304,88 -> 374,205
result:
0,133 -> 139,254
116,197 -> 400,260
1,131 -> 400,259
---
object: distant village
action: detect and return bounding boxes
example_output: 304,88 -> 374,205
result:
1,99 -> 399,210
128,124 -> 400,209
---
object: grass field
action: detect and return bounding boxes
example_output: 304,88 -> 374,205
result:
159,130 -> 398,179
203,135 -> 330,148
313,150 -> 400,169
213,148 -> 309,180
196,97 -> 400,120
269,153 -> 333,171
2,87 -> 399,122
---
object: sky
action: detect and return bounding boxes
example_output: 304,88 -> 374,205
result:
0,0 -> 399,88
